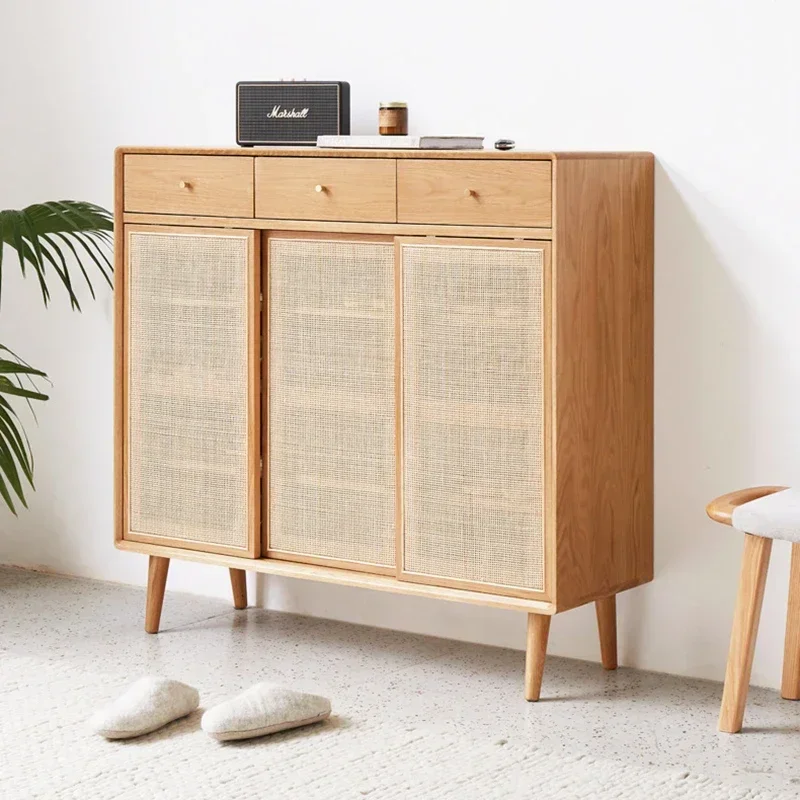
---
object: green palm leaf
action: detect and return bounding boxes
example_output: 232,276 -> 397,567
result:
0,200 -> 113,310
0,346 -> 49,514
0,199 -> 112,514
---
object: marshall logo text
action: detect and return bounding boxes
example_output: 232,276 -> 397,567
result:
267,105 -> 310,119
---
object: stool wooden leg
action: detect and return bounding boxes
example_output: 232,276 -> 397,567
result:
145,556 -> 170,634
719,534 -> 772,732
229,568 -> 248,610
525,613 -> 551,701
781,542 -> 800,700
595,595 -> 618,670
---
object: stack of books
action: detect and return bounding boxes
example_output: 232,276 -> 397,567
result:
316,135 -> 484,150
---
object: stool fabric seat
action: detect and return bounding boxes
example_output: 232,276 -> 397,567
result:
732,488 -> 800,543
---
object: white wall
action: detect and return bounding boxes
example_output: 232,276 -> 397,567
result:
2,0 -> 799,689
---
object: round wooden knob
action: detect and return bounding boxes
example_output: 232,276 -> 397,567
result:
315,184 -> 325,193
464,188 -> 476,198
178,180 -> 191,190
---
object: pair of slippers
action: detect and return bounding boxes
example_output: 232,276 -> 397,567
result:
90,677 -> 331,742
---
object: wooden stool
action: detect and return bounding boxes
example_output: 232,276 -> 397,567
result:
706,485 -> 800,732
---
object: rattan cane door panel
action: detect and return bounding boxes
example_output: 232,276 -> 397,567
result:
125,225 -> 259,556
267,235 -> 396,572
399,239 -> 548,597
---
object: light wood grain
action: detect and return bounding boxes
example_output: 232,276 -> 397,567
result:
552,156 -> 655,612
122,212 -> 552,240
595,595 -> 618,670
265,550 -> 395,576
229,568 -> 247,609
114,148 -> 126,545
525,613 -> 551,701
397,160 -> 552,227
117,539 -> 557,615
122,225 -> 260,559
256,158 -> 396,222
706,486 -> 787,526
117,146 -> 654,160
397,570 -> 551,601
120,146 -> 558,160
782,542 -> 800,700
247,229 -> 261,558
719,533 -> 772,733
394,234 -> 404,578
124,155 -> 254,217
261,230 -> 270,561
125,531 -> 257,558
145,555 -> 170,633
266,230 -> 394,243
394,237 -> 553,602
543,217 -> 558,604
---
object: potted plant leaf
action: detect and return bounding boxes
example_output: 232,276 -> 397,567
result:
0,201 -> 112,513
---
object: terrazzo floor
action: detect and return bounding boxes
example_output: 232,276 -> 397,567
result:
1,565 -> 799,795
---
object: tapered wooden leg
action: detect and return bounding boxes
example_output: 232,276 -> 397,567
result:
525,613 -> 551,701
145,556 -> 170,634
719,534 -> 772,732
781,543 -> 800,700
230,568 -> 248,610
595,595 -> 618,670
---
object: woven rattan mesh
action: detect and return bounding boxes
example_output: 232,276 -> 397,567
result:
401,244 -> 545,591
269,238 -> 396,567
128,231 -> 250,549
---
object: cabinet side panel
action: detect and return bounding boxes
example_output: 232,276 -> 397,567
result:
554,156 -> 654,611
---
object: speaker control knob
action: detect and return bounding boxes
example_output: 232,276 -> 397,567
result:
464,188 -> 476,198
315,184 -> 325,193
178,180 -> 192,190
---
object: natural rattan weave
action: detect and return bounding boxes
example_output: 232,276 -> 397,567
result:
268,237 -> 396,568
127,230 -> 250,549
400,243 -> 545,592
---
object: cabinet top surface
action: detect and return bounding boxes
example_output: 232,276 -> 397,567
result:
117,146 -> 653,161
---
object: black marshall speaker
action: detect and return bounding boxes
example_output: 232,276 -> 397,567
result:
236,81 -> 350,146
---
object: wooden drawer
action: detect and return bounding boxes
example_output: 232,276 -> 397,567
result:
124,155 -> 254,217
397,160 -> 552,227
255,158 -> 396,222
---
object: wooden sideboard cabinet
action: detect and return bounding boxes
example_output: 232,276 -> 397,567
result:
114,146 -> 654,699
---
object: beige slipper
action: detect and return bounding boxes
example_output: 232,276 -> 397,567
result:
201,683 -> 330,741
90,677 -> 199,739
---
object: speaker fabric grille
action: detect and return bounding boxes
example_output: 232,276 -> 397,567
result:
237,83 -> 345,144
127,230 -> 250,549
268,238 -> 396,567
401,243 -> 545,592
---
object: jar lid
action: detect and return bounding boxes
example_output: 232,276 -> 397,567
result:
380,102 -> 407,108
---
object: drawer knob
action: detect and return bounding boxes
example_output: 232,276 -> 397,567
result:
314,184 -> 326,193
178,180 -> 192,190
464,188 -> 477,198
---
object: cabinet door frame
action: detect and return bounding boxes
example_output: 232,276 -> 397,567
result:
262,230 -> 397,575
394,236 -> 554,601
117,223 -> 261,558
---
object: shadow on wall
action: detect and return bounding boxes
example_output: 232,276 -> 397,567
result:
621,159 -> 762,674
657,161 -> 757,564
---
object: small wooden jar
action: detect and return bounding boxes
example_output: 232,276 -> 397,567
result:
379,102 -> 408,136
